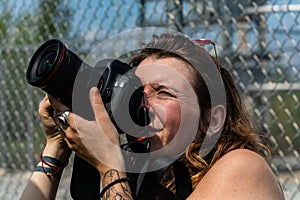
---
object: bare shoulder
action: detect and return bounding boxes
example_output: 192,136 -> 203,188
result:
188,149 -> 285,200
213,148 -> 270,171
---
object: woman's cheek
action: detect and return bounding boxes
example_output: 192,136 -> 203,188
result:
160,101 -> 182,134
180,101 -> 200,137
151,103 -> 167,126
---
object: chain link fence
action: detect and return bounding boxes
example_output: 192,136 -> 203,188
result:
0,0 -> 299,199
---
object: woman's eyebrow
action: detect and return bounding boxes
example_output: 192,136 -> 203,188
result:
150,83 -> 181,94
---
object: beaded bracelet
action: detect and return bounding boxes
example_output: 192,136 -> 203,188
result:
34,152 -> 68,179
99,178 -> 130,198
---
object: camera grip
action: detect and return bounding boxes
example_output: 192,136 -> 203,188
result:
70,154 -> 100,200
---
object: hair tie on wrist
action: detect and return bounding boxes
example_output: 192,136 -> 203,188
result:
35,152 -> 68,179
35,166 -> 64,179
99,178 -> 130,198
42,155 -> 68,167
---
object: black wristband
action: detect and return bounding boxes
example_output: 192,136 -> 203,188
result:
99,178 -> 130,198
37,152 -> 68,179
35,166 -> 63,179
42,155 -> 68,167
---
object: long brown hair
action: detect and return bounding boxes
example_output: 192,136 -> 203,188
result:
130,33 -> 272,191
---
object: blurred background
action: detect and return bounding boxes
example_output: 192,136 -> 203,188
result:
0,0 -> 299,199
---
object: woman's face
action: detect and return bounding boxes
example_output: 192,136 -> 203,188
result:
135,57 -> 200,154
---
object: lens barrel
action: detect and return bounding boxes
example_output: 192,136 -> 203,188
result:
26,39 -> 85,106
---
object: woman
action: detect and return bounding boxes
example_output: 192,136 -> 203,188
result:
21,33 -> 284,200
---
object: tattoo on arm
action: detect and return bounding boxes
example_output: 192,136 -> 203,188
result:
102,169 -> 133,200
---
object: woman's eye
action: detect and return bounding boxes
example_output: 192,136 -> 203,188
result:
158,91 -> 174,97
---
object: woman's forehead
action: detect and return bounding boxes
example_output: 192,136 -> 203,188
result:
136,57 -> 193,83
134,58 -> 197,97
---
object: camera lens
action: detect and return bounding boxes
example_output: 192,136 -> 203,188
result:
37,50 -> 56,77
26,39 -> 83,106
27,41 -> 64,86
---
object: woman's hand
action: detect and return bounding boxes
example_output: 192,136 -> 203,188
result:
39,95 -> 60,138
50,87 -> 125,176
38,95 -> 71,163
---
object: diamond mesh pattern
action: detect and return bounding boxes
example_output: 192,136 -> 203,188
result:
0,0 -> 299,199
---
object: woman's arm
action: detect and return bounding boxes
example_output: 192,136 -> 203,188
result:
21,96 -> 71,200
99,169 -> 132,199
20,144 -> 70,200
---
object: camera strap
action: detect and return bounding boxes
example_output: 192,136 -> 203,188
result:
122,152 -> 193,200
70,155 -> 100,200
121,134 -> 191,200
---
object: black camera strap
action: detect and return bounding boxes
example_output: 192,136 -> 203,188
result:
70,155 -> 100,200
123,153 -> 193,200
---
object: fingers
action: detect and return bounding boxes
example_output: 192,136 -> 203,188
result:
38,95 -> 60,134
58,111 -> 97,163
55,87 -> 117,141
89,87 -> 111,123
38,95 -> 52,116
57,111 -> 78,146
54,88 -> 122,170
48,95 -> 70,113
89,87 -> 119,144
47,95 -> 71,128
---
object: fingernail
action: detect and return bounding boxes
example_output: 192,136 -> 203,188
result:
91,87 -> 99,95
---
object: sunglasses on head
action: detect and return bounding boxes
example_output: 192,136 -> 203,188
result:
193,39 -> 220,72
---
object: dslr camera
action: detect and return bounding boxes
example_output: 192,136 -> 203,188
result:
26,39 -> 148,199
26,39 -> 146,130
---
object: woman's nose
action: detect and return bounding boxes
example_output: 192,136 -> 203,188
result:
142,85 -> 153,106
137,91 -> 150,126
141,92 -> 149,107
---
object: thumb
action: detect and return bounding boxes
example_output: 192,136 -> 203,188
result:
89,87 -> 111,122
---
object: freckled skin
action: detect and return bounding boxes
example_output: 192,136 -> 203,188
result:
136,57 -> 199,152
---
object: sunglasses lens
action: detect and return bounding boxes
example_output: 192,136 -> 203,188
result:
193,39 -> 220,71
